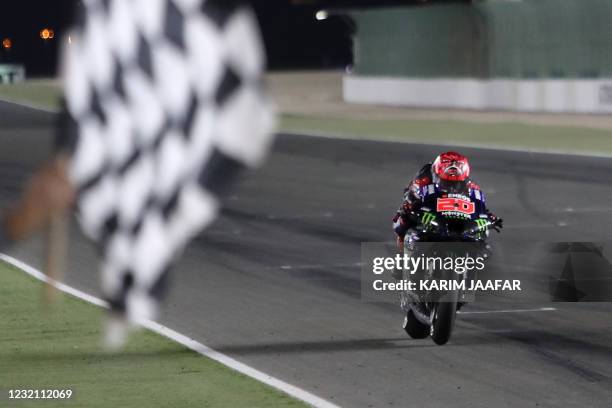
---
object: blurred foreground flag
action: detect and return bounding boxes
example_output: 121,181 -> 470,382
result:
58,0 -> 275,325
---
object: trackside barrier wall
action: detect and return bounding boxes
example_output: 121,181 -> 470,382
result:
343,0 -> 612,113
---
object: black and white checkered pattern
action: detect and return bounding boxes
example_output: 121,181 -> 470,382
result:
59,0 -> 275,320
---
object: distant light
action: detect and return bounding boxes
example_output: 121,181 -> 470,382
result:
40,28 -> 55,41
315,10 -> 329,21
68,36 -> 72,44
2,38 -> 12,50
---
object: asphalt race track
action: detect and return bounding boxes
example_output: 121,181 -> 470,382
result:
1,101 -> 611,407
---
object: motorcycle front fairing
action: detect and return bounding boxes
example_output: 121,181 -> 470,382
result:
415,184 -> 490,241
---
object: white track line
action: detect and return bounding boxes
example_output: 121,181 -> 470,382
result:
1,97 -> 610,159
458,307 -> 557,315
274,262 -> 364,270
0,253 -> 340,408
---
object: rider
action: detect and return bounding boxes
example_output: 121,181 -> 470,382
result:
392,151 -> 501,251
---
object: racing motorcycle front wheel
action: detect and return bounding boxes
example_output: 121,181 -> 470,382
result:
429,289 -> 459,345
402,309 -> 429,339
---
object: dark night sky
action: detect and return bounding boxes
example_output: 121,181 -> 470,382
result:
0,0 -> 467,76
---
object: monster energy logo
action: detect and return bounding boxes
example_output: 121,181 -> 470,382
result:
421,212 -> 436,226
475,219 -> 489,232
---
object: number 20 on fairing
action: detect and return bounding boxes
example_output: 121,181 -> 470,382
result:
436,198 -> 475,214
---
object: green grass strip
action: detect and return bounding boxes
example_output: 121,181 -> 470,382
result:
280,115 -> 612,156
0,262 -> 305,408
0,81 -> 61,111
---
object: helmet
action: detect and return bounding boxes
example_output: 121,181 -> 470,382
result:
432,152 -> 471,194
432,151 -> 470,181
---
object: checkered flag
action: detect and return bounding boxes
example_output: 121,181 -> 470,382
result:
58,0 -> 275,321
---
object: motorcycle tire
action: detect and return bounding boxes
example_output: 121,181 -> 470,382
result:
430,290 -> 459,345
403,309 -> 429,339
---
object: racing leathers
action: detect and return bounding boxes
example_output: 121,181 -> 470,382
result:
392,163 -> 500,251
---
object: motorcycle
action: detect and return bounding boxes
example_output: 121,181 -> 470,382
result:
399,189 -> 502,345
